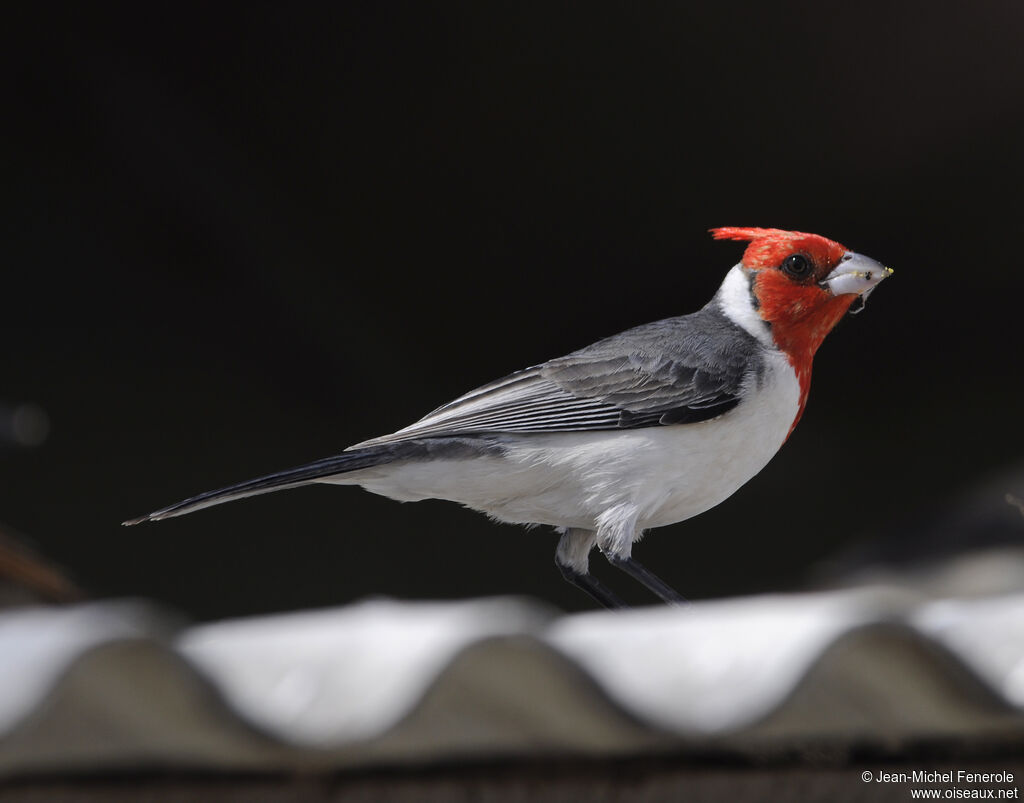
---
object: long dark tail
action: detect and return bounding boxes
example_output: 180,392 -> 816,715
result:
122,445 -> 398,525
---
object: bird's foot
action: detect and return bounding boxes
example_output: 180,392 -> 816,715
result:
604,554 -> 688,606
556,563 -> 629,609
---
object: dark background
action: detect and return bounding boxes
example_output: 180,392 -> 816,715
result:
3,3 -> 1022,619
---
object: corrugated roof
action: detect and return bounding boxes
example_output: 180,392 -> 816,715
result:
1,585 -> 1022,777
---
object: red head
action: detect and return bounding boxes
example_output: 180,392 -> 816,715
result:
711,226 -> 891,434
711,226 -> 859,360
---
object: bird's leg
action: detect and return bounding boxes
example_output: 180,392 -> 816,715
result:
556,563 -> 629,609
594,507 -> 687,606
604,553 -> 688,606
555,528 -> 629,609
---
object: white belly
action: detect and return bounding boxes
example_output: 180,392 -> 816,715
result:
329,352 -> 801,534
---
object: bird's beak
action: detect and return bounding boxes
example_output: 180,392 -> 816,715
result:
821,252 -> 893,313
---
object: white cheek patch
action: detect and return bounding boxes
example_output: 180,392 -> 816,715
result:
715,266 -> 772,347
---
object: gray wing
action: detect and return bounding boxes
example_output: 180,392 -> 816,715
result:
353,307 -> 762,448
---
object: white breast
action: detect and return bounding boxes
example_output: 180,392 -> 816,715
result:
335,350 -> 801,537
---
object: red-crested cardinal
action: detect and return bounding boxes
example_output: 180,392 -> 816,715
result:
126,227 -> 892,607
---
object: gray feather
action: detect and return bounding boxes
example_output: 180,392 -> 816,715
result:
123,437 -> 503,524
125,304 -> 765,525
355,304 -> 763,448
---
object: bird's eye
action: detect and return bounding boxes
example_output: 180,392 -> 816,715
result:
781,253 -> 812,279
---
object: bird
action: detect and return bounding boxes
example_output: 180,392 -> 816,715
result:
125,227 -> 892,608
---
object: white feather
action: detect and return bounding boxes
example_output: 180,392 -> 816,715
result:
716,265 -> 772,347
322,350 -> 800,562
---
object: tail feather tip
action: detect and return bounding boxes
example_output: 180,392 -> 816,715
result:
122,515 -> 148,526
